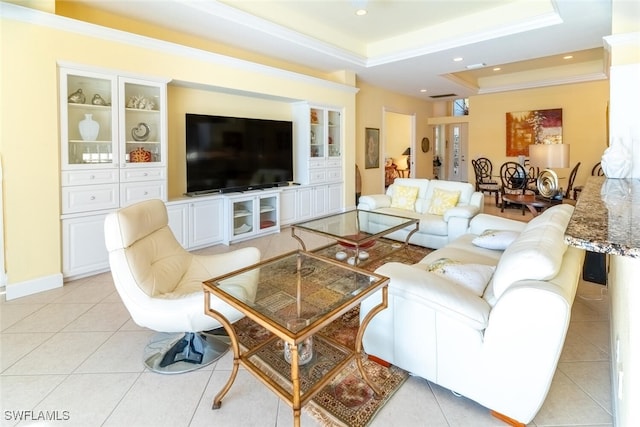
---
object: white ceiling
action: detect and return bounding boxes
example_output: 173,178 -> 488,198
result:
72,0 -> 613,100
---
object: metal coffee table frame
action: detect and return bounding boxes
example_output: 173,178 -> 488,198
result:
202,250 -> 390,427
291,209 -> 419,262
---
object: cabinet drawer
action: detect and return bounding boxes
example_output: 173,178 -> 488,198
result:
120,167 -> 166,182
308,159 -> 326,169
309,170 -> 326,184
61,169 -> 118,187
62,184 -> 119,214
326,167 -> 342,182
120,181 -> 166,206
326,159 -> 341,168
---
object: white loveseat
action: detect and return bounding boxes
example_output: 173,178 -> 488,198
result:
357,178 -> 484,249
360,204 -> 585,424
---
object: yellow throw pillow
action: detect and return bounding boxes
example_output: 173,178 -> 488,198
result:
427,188 -> 460,215
390,185 -> 419,211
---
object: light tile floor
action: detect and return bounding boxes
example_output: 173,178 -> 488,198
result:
0,201 -> 613,426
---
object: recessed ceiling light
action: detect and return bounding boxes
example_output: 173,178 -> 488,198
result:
453,57 -> 463,62
493,67 -> 501,71
355,9 -> 367,16
563,55 -> 573,60
420,89 -> 427,93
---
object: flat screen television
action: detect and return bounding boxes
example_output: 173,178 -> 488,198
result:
185,113 -> 294,195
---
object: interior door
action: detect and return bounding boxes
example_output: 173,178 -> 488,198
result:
447,123 -> 468,182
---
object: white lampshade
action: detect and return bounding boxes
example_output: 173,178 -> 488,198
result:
528,144 -> 570,168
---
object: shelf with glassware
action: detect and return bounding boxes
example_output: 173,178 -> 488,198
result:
59,65 -> 169,279
293,102 -> 343,186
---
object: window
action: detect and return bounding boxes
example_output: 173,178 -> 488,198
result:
453,98 -> 469,116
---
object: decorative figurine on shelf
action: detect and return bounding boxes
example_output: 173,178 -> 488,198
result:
131,122 -> 151,142
310,110 -> 319,124
126,94 -> 156,110
68,88 -> 86,104
91,94 -> 109,106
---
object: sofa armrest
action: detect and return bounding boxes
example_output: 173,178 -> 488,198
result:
357,194 -> 391,210
470,191 -> 484,210
443,205 -> 479,222
375,262 -> 491,330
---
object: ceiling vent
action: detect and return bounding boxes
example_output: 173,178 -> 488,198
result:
429,93 -> 457,99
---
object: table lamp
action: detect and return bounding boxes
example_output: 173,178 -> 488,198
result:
528,143 -> 570,199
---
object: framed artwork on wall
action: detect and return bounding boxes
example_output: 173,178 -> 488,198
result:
365,127 -> 380,169
506,108 -> 563,156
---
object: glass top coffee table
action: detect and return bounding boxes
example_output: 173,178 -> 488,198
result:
202,250 -> 389,427
291,209 -> 419,262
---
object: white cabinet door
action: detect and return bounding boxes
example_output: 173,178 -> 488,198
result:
280,188 -> 297,225
189,198 -> 224,248
297,186 -> 313,221
327,183 -> 344,213
62,213 -> 109,278
313,185 -> 328,217
166,202 -> 189,248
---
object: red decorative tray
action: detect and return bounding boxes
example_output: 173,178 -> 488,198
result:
338,233 -> 376,249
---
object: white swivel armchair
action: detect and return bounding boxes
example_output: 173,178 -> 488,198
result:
104,199 -> 261,373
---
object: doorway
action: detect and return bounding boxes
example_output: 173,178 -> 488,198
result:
447,123 -> 468,182
383,110 -> 415,184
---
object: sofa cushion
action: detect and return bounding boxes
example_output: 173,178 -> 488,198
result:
426,258 -> 495,296
472,229 -> 520,250
421,181 -> 475,214
491,206 -> 572,299
390,185 -> 420,211
427,188 -> 461,215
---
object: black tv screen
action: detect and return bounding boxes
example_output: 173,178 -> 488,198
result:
185,113 -> 294,195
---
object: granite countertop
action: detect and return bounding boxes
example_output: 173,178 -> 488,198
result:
564,176 -> 640,258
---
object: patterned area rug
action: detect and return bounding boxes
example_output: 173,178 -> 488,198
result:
233,240 -> 432,427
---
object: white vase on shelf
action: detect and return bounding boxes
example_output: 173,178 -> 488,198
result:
78,114 -> 99,141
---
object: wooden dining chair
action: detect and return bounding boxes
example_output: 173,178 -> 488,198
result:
499,161 -> 530,215
472,157 -> 500,206
573,161 -> 602,199
564,162 -> 581,199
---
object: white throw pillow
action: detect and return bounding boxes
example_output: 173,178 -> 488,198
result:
472,229 -> 520,250
427,258 -> 495,296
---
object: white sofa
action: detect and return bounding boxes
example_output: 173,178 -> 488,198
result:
359,204 -> 585,424
357,178 -> 484,249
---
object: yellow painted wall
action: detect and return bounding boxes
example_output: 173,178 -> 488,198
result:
468,80 -> 610,191
167,86 -> 293,199
356,81 -> 433,196
1,11 -> 355,289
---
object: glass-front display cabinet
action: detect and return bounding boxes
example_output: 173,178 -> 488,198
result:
60,69 -> 118,169
310,107 -> 325,158
327,109 -> 341,159
120,78 -> 164,165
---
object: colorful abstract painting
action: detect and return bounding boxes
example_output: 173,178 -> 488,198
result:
506,108 -> 563,156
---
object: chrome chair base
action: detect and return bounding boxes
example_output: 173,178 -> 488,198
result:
143,331 -> 230,374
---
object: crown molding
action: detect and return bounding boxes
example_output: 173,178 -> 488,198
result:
476,72 -> 608,95
176,0 -> 368,68
0,2 -> 358,95
367,4 -> 562,67
604,32 -> 640,50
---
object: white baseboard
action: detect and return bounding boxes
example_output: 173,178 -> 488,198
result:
5,273 -> 64,300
